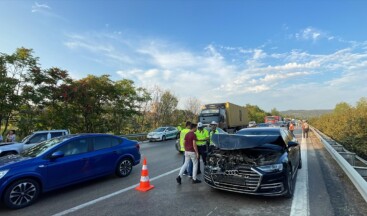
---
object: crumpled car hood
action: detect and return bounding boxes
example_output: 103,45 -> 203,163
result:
211,134 -> 286,150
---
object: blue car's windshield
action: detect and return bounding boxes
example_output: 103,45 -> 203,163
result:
21,136 -> 72,157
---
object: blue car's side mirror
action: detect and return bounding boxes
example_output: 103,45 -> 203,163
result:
50,151 -> 64,160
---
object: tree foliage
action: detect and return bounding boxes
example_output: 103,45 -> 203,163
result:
245,104 -> 268,123
311,97 -> 367,160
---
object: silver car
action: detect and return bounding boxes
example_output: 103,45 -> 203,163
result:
147,126 -> 179,142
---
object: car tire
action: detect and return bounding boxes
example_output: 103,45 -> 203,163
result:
284,167 -> 294,198
298,156 -> 302,169
162,135 -> 166,141
3,178 -> 40,209
116,158 -> 133,177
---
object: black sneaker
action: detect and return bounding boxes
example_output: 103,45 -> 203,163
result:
192,179 -> 202,184
176,176 -> 181,184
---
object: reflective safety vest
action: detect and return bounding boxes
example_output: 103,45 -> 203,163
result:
209,129 -> 219,145
195,129 -> 209,146
179,128 -> 190,151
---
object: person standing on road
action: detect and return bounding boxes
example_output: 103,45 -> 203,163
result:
209,121 -> 219,145
179,121 -> 191,175
302,120 -> 309,138
176,123 -> 201,184
289,122 -> 295,136
194,122 -> 209,175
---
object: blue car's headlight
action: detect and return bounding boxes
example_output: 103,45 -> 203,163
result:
257,164 -> 283,173
0,170 -> 9,179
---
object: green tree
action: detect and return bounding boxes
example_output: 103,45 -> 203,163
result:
0,47 -> 38,136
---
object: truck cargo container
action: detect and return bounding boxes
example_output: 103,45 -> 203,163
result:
198,102 -> 249,133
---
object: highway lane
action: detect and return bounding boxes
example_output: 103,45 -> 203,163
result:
1,129 -> 367,215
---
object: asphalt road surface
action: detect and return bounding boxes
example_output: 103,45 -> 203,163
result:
1,128 -> 366,216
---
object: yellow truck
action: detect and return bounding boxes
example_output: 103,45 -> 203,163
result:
198,102 -> 249,133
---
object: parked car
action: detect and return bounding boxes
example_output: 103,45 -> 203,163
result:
147,126 -> 179,142
0,133 -> 141,209
248,121 -> 257,128
0,130 -> 70,156
204,127 -> 301,198
175,126 -> 227,153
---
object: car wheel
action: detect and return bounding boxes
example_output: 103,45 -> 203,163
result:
284,167 -> 294,198
162,135 -> 166,141
3,178 -> 40,209
116,158 -> 133,177
298,156 -> 302,169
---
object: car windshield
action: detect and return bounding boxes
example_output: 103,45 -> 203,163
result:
21,136 -> 71,158
154,127 -> 166,132
21,134 -> 32,143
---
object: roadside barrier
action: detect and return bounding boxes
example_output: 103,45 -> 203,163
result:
135,157 -> 155,192
120,133 -> 148,141
311,127 -> 367,202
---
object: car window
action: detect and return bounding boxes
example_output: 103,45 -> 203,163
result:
51,132 -> 63,138
57,138 -> 89,156
28,133 -> 48,144
93,136 -> 121,150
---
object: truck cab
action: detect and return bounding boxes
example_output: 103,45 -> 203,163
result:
198,104 -> 227,129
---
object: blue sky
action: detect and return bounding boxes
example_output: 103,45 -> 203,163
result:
1,1 -> 367,111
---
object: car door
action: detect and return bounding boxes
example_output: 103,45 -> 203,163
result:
23,133 -> 48,150
89,136 -> 121,176
166,127 -> 174,139
282,130 -> 298,173
44,137 -> 92,189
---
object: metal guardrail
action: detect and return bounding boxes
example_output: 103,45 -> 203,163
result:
311,127 -> 367,202
120,133 -> 148,141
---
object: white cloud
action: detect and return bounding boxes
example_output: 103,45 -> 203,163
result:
32,2 -> 50,13
293,27 -> 331,42
64,31 -> 367,110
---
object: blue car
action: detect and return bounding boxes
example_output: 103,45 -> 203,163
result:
0,134 -> 141,209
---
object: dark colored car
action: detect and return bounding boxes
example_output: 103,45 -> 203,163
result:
256,123 -> 273,127
0,134 -> 141,209
204,127 -> 301,197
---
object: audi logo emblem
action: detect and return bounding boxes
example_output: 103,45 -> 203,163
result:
225,170 -> 239,175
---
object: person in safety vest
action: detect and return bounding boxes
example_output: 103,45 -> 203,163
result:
209,121 -> 219,145
193,122 -> 209,175
180,121 -> 191,175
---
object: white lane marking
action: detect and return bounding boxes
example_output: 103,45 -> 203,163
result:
290,137 -> 309,216
206,206 -> 218,216
53,167 -> 181,216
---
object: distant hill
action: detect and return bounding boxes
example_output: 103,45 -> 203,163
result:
280,109 -> 333,119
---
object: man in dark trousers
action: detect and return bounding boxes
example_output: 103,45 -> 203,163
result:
176,123 -> 201,184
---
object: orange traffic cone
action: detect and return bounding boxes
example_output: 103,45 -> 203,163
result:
135,157 -> 155,192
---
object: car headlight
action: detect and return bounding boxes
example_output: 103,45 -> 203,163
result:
257,164 -> 283,172
0,170 -> 9,179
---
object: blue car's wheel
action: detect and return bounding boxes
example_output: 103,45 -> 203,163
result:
116,158 -> 133,177
3,178 -> 40,209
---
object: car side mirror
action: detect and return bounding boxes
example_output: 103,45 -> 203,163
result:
288,141 -> 299,148
50,151 -> 64,160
